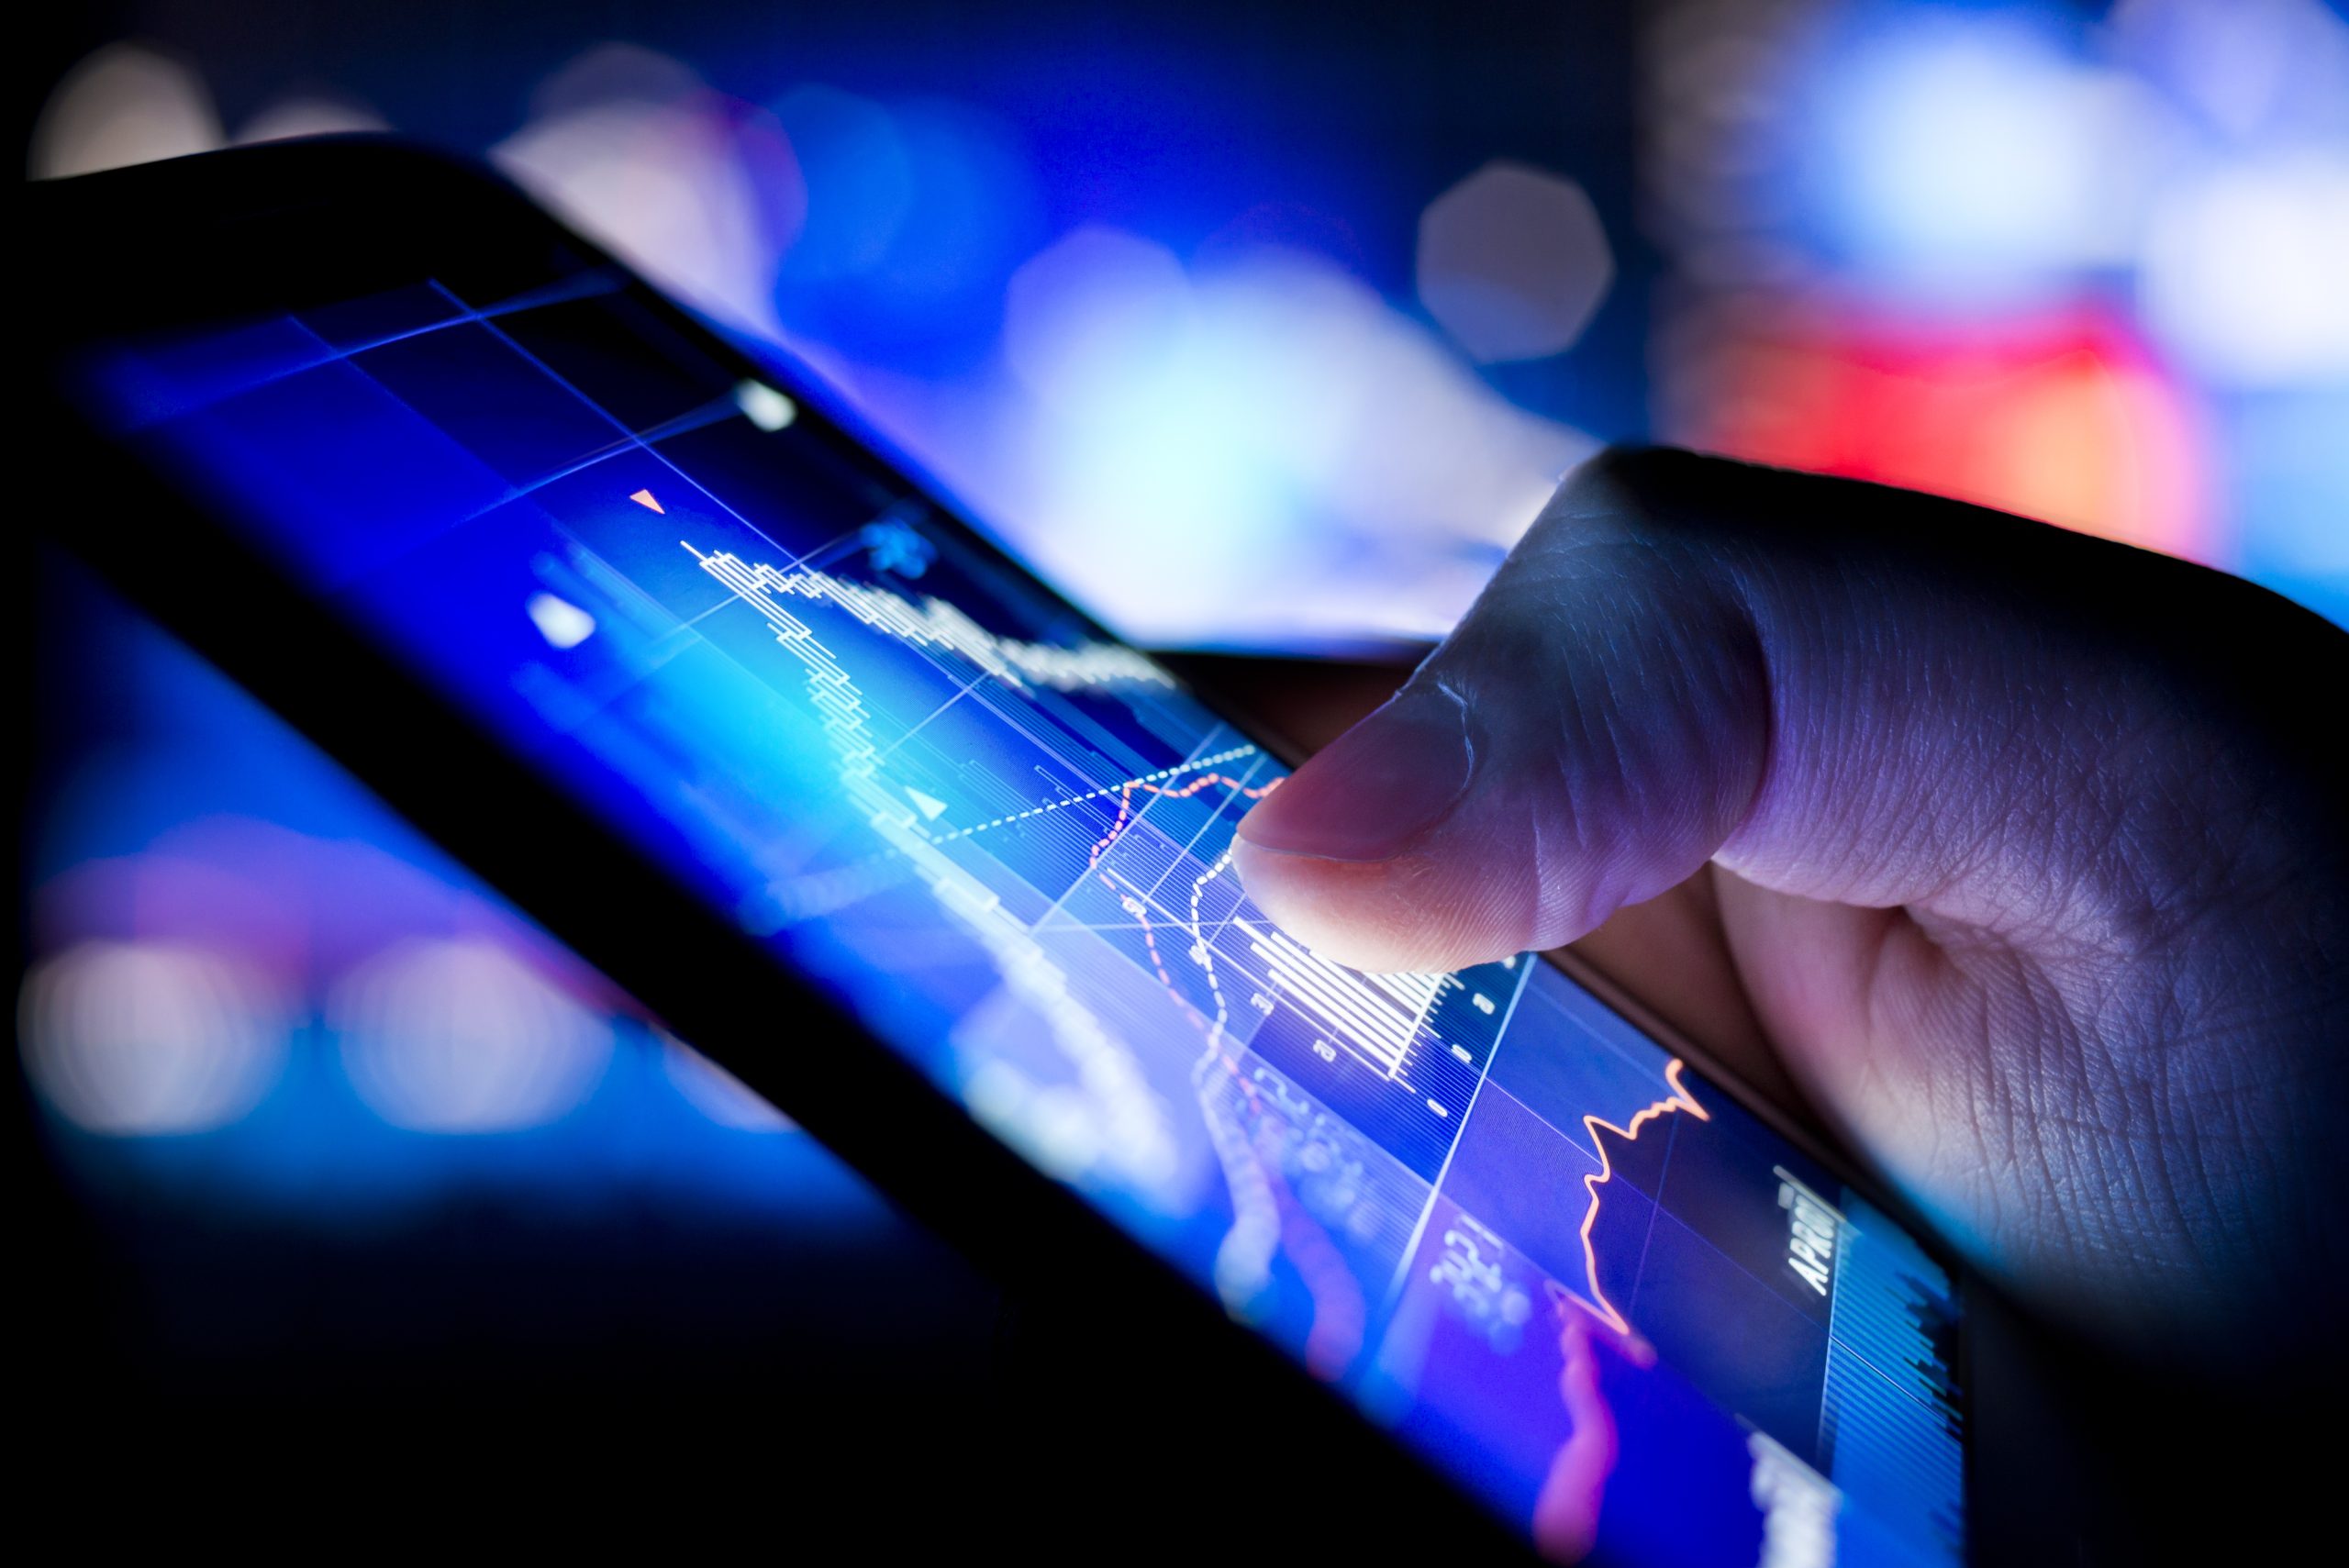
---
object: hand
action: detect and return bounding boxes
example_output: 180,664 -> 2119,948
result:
1221,449 -> 2349,1368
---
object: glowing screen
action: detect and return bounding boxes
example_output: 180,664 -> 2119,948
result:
72,254 -> 1962,1567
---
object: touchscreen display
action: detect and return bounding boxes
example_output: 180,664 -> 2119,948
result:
72,237 -> 1962,1566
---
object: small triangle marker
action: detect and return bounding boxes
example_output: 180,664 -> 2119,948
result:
906,787 -> 949,822
629,488 -> 665,514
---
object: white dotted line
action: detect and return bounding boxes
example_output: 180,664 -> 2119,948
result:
931,744 -> 1262,842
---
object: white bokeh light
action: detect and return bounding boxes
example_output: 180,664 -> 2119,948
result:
19,941 -> 290,1136
494,43 -> 800,339
1814,19 -> 2184,291
28,42 -> 223,179
997,228 -> 1590,644
2140,152 -> 2349,386
333,937 -> 612,1134
236,93 -> 390,144
1005,226 -> 1193,413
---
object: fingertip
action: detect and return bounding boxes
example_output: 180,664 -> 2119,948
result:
1230,838 -> 1530,973
1230,838 -> 1431,972
1232,683 -> 1475,863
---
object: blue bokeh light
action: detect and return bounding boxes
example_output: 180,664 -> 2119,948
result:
25,565 -> 896,1232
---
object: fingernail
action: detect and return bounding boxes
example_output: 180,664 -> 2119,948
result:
1237,683 -> 1475,862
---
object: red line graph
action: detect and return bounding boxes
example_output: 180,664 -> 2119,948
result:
1575,1058 -> 1710,1336
1080,768 -> 1374,1353
1106,871 -> 1183,992
1085,770 -> 1276,1034
1082,770 -> 1282,1085
1084,771 -> 1279,870
1082,768 -> 1277,998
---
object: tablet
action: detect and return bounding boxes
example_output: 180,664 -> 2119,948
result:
32,139 -> 1966,1566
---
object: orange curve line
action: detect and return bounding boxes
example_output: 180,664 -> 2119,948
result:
1574,1058 -> 1709,1337
1079,771 -> 1276,1098
1083,773 -> 1279,872
1099,871 -> 1180,993
1095,869 -> 1269,1118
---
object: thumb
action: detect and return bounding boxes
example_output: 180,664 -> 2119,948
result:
1232,444 -> 2340,978
1232,450 -> 1773,973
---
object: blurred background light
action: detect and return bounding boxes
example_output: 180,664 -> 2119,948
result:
493,44 -> 802,339
2230,388 -> 2349,617
236,92 -> 390,144
332,937 -> 615,1134
20,565 -> 907,1228
1418,161 -> 1616,363
1643,0 -> 2343,621
20,940 -> 291,1136
990,232 -> 1592,644
2138,152 -> 2349,387
1671,305 -> 2210,560
771,87 -> 1044,363
28,40 -> 220,177
768,85 -> 913,283
1003,225 -> 1192,413
1800,9 -> 2168,297
21,5 -> 2345,635
2109,0 -> 2349,143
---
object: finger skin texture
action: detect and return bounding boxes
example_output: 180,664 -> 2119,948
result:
1234,448 -> 2349,1364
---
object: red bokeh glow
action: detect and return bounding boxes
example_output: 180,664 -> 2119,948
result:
1671,305 -> 2215,565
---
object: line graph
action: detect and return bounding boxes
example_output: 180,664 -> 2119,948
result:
1075,765 -> 1469,1115
685,544 -> 1174,697
1083,770 -> 1279,866
1081,773 -> 1273,1053
681,525 -> 1503,1159
933,745 -> 1259,841
1574,1056 -> 1709,1335
685,517 -> 1505,1357
688,525 -> 1442,1349
685,531 -> 1188,1193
